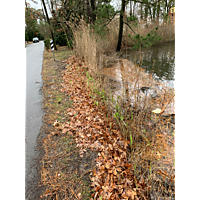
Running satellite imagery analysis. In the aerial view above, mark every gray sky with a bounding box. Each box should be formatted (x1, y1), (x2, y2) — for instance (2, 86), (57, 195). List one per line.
(27, 0), (120, 10)
(26, 0), (42, 9)
(26, 0), (121, 21)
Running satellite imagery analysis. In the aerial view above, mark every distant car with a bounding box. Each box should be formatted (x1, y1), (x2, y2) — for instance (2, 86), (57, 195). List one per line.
(33, 37), (39, 43)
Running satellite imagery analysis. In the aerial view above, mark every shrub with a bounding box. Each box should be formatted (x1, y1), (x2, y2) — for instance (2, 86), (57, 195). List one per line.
(55, 32), (67, 46)
(127, 15), (138, 25)
(26, 30), (34, 41)
(25, 31), (29, 41)
(37, 33), (44, 40)
(44, 38), (50, 50)
(128, 27), (161, 50)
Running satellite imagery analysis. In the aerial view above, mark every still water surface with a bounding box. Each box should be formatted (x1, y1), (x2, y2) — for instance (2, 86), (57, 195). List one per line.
(121, 42), (175, 88)
(100, 43), (175, 198)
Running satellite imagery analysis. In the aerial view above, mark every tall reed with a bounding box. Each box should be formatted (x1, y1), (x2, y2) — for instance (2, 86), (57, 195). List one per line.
(71, 19), (175, 199)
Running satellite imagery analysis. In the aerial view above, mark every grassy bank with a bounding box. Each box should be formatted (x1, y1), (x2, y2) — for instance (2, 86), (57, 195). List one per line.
(69, 21), (175, 199)
(40, 18), (175, 199)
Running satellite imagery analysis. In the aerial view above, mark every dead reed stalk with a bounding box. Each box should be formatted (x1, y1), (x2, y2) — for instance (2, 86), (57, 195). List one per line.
(70, 19), (175, 199)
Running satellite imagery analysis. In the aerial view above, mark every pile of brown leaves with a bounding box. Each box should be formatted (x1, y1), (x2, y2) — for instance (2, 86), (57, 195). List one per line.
(58, 56), (153, 199)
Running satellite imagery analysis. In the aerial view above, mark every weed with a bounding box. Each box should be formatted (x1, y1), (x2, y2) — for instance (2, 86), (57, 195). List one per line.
(130, 132), (133, 150)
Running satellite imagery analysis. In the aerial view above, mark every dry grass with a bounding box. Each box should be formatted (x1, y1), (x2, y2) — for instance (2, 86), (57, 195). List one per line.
(89, 61), (175, 199)
(69, 20), (98, 74)
(40, 48), (96, 200)
(69, 18), (174, 73)
(105, 19), (175, 49)
(70, 20), (175, 199)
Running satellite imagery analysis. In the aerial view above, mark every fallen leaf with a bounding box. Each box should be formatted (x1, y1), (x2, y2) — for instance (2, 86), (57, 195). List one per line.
(152, 108), (162, 114)
(95, 125), (101, 129)
(62, 128), (68, 134)
(43, 190), (53, 197)
(68, 112), (74, 116)
(126, 189), (137, 199)
(113, 168), (117, 176)
(78, 193), (82, 199)
(116, 167), (122, 172)
(53, 120), (59, 127)
(44, 193), (52, 197)
(105, 162), (110, 169)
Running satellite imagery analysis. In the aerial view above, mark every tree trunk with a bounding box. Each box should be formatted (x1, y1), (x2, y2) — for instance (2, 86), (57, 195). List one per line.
(41, 0), (57, 50)
(133, 1), (136, 16)
(140, 2), (143, 20)
(144, 0), (148, 20)
(157, 1), (160, 24)
(153, 3), (156, 21)
(116, 0), (126, 52)
(86, 0), (91, 23)
(130, 1), (132, 16)
(90, 0), (96, 23)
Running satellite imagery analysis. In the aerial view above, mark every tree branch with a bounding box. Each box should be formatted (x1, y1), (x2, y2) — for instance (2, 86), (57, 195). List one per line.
(127, 0), (162, 6)
(124, 21), (136, 34)
(101, 11), (120, 29)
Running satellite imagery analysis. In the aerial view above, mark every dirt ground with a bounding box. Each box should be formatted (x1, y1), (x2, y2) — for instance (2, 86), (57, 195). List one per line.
(35, 46), (98, 199)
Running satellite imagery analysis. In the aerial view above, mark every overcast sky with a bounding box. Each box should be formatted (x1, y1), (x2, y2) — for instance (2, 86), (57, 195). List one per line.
(27, 0), (42, 9)
(26, 0), (120, 11)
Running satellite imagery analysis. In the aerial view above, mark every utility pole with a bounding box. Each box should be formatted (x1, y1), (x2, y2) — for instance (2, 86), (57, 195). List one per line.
(41, 0), (57, 50)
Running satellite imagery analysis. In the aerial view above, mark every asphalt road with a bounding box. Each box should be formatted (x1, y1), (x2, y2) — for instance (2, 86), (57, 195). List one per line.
(25, 41), (44, 199)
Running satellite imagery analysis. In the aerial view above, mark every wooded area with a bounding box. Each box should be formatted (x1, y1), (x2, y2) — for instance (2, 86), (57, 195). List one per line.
(25, 0), (175, 51)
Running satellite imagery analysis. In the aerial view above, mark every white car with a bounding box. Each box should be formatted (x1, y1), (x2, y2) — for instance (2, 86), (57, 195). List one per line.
(33, 37), (39, 43)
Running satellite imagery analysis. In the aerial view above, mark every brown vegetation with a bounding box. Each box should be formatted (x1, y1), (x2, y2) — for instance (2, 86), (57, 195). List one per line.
(69, 21), (175, 199)
(107, 19), (175, 48)
(60, 55), (174, 199)
(40, 19), (175, 199)
(70, 19), (174, 67)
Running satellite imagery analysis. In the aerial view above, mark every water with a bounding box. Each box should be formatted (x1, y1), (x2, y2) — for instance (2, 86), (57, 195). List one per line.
(130, 43), (175, 185)
(100, 42), (175, 116)
(99, 43), (175, 198)
(121, 42), (175, 88)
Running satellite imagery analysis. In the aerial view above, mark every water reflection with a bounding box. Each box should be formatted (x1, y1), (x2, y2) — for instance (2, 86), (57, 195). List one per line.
(99, 44), (175, 191)
(100, 58), (175, 116)
(121, 43), (175, 87)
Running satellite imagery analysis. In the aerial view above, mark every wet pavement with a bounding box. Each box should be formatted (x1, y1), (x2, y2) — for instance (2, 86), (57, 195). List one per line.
(25, 41), (44, 199)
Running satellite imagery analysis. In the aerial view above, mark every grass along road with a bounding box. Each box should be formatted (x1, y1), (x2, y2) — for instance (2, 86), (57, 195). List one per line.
(39, 45), (175, 199)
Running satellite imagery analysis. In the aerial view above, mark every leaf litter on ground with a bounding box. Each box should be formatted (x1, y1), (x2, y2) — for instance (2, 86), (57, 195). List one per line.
(40, 51), (174, 200)
(58, 56), (153, 199)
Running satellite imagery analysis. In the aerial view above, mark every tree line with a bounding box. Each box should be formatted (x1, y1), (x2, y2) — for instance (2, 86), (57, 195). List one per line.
(25, 0), (174, 51)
